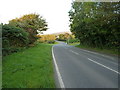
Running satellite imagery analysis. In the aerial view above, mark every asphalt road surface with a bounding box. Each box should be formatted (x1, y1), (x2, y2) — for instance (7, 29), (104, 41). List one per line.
(52, 41), (119, 88)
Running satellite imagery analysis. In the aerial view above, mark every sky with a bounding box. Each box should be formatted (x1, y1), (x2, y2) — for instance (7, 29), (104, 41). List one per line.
(0, 0), (73, 34)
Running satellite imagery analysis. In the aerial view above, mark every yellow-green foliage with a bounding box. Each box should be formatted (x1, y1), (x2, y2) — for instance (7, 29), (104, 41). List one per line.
(58, 33), (75, 41)
(9, 13), (48, 44)
(37, 35), (56, 42)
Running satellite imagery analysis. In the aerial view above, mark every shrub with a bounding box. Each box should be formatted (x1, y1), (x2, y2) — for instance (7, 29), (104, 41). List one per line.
(2, 24), (29, 56)
(67, 39), (79, 43)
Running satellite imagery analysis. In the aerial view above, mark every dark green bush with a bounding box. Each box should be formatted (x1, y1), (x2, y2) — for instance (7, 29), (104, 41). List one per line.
(2, 24), (29, 56)
(67, 39), (79, 43)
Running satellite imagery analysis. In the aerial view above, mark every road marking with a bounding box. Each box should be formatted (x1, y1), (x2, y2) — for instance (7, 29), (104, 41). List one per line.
(69, 49), (118, 72)
(80, 49), (115, 60)
(52, 46), (65, 88)
(70, 50), (79, 55)
(88, 58), (120, 74)
(78, 48), (118, 65)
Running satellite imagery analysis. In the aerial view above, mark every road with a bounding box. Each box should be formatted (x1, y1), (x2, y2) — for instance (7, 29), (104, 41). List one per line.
(52, 41), (119, 88)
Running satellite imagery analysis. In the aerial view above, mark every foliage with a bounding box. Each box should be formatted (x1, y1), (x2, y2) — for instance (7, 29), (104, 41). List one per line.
(76, 44), (119, 55)
(3, 44), (55, 88)
(67, 38), (79, 43)
(2, 24), (29, 56)
(69, 2), (120, 50)
(2, 13), (48, 56)
(9, 14), (48, 44)
(57, 33), (75, 41)
(37, 34), (56, 44)
(57, 34), (66, 41)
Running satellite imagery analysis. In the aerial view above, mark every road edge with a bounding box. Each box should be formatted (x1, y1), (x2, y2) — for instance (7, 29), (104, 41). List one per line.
(52, 45), (65, 88)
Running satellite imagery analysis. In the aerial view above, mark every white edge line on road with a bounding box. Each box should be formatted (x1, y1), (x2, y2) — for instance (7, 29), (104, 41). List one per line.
(69, 49), (119, 74)
(88, 58), (120, 74)
(52, 46), (65, 88)
(81, 49), (115, 60)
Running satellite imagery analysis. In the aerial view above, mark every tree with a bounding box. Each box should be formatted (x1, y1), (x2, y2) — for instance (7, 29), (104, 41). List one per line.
(37, 34), (56, 43)
(57, 33), (73, 41)
(69, 2), (120, 49)
(58, 34), (65, 41)
(9, 13), (48, 44)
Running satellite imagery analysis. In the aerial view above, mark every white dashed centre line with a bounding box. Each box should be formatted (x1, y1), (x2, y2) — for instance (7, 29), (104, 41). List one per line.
(69, 49), (119, 75)
(70, 50), (79, 55)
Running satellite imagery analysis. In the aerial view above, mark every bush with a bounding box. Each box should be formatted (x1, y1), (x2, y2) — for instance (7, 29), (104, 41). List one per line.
(2, 47), (26, 56)
(67, 39), (79, 43)
(2, 24), (29, 56)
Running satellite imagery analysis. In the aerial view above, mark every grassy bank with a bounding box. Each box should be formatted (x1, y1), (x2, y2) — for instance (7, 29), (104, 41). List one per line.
(76, 44), (118, 56)
(68, 42), (80, 46)
(69, 42), (118, 56)
(2, 43), (55, 88)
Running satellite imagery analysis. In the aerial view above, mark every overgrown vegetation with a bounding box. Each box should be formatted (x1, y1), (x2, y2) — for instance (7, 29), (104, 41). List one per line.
(69, 2), (120, 51)
(67, 38), (79, 44)
(2, 13), (48, 56)
(37, 34), (56, 44)
(9, 14), (48, 44)
(76, 44), (118, 56)
(57, 33), (74, 41)
(2, 24), (29, 56)
(2, 43), (55, 88)
(2, 13), (56, 88)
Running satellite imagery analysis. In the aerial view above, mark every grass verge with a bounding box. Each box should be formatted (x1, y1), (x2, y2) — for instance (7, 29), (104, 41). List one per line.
(76, 44), (118, 56)
(68, 42), (80, 46)
(68, 42), (118, 56)
(2, 43), (55, 88)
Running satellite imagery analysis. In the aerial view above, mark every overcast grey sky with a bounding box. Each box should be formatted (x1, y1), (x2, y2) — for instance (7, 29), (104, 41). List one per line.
(0, 0), (73, 34)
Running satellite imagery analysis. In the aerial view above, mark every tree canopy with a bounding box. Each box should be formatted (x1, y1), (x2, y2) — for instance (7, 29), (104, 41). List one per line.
(9, 13), (48, 44)
(69, 2), (120, 49)
(2, 13), (48, 56)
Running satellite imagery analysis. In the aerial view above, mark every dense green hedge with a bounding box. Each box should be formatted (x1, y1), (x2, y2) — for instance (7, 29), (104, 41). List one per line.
(69, 2), (120, 50)
(67, 39), (79, 43)
(2, 24), (29, 56)
(2, 14), (48, 56)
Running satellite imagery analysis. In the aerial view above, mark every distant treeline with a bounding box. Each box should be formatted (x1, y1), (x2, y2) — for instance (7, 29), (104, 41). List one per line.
(2, 13), (48, 56)
(69, 2), (120, 50)
(37, 33), (77, 43)
(37, 34), (56, 44)
(57, 33), (74, 41)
